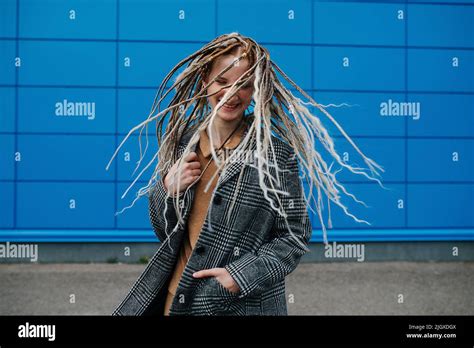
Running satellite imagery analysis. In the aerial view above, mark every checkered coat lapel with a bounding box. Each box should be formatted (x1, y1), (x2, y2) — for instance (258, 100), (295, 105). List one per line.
(112, 122), (312, 316)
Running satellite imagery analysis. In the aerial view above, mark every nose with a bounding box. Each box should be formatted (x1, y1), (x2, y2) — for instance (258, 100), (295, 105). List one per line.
(218, 86), (242, 101)
(218, 91), (239, 104)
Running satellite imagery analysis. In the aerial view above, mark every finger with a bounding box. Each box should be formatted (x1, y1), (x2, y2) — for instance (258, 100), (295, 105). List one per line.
(186, 151), (198, 161)
(183, 161), (200, 172)
(185, 172), (201, 182)
(187, 161), (201, 170)
(185, 167), (201, 175)
(193, 268), (219, 278)
(183, 176), (199, 186)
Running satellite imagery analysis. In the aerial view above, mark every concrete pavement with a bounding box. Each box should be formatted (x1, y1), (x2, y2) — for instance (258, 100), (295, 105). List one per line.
(0, 261), (472, 315)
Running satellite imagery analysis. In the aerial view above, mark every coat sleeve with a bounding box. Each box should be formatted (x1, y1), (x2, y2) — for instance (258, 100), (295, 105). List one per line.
(224, 147), (312, 299)
(148, 175), (184, 242)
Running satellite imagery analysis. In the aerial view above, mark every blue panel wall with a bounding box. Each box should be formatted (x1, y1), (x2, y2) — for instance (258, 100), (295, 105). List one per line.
(0, 0), (473, 242)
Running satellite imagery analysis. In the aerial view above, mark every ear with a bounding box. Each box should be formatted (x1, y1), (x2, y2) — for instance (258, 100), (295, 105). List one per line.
(200, 63), (213, 89)
(201, 73), (208, 89)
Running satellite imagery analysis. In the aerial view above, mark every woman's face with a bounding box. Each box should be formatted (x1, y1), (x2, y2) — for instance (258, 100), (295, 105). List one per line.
(203, 53), (254, 122)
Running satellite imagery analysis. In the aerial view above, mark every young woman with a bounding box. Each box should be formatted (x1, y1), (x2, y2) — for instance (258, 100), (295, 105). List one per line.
(107, 32), (384, 316)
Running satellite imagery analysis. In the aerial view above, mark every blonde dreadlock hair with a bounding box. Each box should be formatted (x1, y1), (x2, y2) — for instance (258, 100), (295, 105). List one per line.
(106, 32), (386, 250)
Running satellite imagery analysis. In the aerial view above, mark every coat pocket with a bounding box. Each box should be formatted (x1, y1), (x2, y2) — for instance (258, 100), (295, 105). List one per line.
(209, 277), (247, 315)
(195, 277), (241, 315)
(210, 277), (240, 302)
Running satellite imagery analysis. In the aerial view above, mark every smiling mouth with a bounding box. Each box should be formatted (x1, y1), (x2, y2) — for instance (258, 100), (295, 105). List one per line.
(220, 101), (241, 110)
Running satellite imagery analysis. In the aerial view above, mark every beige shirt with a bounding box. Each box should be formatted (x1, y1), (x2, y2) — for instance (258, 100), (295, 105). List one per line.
(163, 121), (248, 315)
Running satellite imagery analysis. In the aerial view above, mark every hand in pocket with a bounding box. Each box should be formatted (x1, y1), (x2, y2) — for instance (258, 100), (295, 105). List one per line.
(193, 267), (240, 294)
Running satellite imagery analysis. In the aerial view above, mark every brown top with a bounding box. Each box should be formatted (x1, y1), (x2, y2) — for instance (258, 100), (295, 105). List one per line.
(163, 120), (248, 315)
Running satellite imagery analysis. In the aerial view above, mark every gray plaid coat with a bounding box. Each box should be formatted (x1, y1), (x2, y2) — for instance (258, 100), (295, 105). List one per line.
(112, 123), (312, 316)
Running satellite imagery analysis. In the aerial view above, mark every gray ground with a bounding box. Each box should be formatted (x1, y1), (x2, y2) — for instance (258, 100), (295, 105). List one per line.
(0, 262), (472, 315)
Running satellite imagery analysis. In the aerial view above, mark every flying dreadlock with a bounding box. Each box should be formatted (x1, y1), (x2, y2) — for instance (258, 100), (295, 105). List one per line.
(105, 32), (387, 250)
